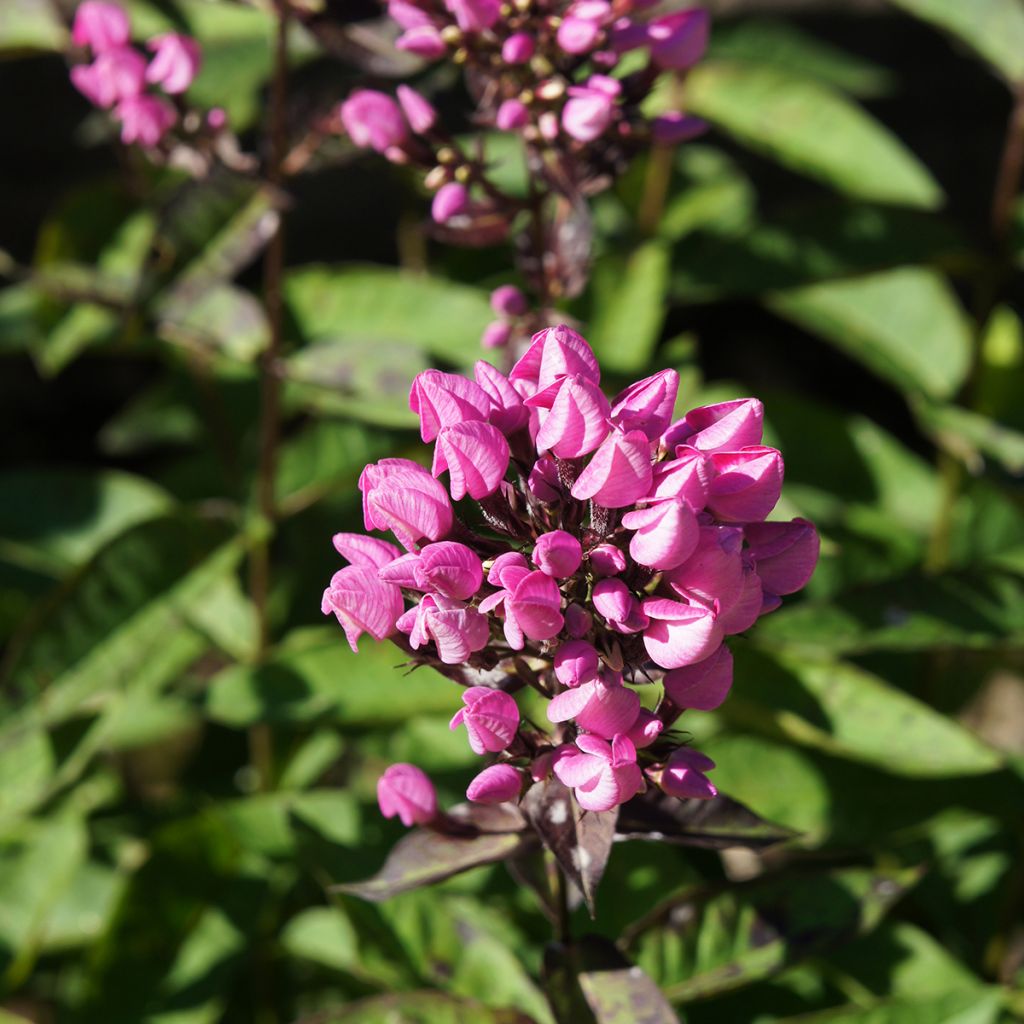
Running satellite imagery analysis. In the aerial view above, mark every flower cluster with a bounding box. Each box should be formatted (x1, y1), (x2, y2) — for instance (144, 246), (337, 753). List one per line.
(69, 1), (204, 147)
(337, 1), (710, 315)
(323, 325), (818, 819)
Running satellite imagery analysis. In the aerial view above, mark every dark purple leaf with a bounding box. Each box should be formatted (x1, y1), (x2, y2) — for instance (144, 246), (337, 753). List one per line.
(334, 802), (532, 902)
(616, 789), (797, 850)
(522, 779), (617, 917)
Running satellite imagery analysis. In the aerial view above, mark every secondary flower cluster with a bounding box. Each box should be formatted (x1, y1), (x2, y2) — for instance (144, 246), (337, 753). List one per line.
(324, 326), (818, 821)
(68, 1), (204, 147)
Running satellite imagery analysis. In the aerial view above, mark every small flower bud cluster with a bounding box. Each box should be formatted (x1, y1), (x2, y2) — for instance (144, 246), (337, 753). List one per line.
(68, 1), (205, 148)
(337, 1), (711, 322)
(323, 326), (819, 822)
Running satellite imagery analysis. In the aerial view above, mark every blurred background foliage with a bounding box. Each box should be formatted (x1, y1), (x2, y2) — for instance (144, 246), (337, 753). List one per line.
(1, 0), (1024, 1021)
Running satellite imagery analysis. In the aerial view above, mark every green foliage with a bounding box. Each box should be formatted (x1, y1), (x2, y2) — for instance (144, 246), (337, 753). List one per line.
(2, 2), (1023, 1023)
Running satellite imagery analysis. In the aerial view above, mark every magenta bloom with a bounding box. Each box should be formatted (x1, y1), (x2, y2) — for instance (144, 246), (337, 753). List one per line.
(745, 518), (820, 601)
(431, 181), (469, 224)
(707, 446), (784, 523)
(553, 735), (643, 812)
(647, 8), (710, 70)
(146, 33), (201, 94)
(378, 763), (437, 826)
(322, 566), (403, 652)
(548, 673), (640, 738)
(658, 747), (717, 800)
(663, 644), (733, 710)
(588, 543), (626, 577)
(533, 530), (583, 578)
(115, 94), (176, 146)
(397, 84), (437, 134)
(450, 686), (520, 754)
(610, 368), (679, 441)
(340, 89), (408, 153)
(592, 578), (649, 634)
(532, 374), (611, 458)
(410, 369), (489, 443)
(557, 15), (603, 55)
(554, 639), (600, 687)
(474, 361), (529, 433)
(398, 594), (490, 663)
(444, 0), (500, 31)
(432, 420), (510, 500)
(359, 458), (453, 551)
(621, 497), (699, 570)
(571, 428), (653, 508)
(396, 25), (447, 59)
(387, 0), (433, 29)
(665, 398), (765, 453)
(496, 98), (530, 132)
(72, 1), (130, 52)
(490, 285), (528, 317)
(332, 532), (401, 569)
(641, 597), (722, 669)
(467, 764), (522, 804)
(71, 46), (146, 108)
(648, 447), (712, 508)
(501, 32), (535, 64)
(562, 75), (620, 143)
(510, 324), (601, 398)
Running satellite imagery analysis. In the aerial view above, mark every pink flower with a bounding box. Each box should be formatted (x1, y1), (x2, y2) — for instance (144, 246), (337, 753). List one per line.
(378, 763), (437, 826)
(146, 33), (201, 94)
(359, 458), (453, 551)
(496, 98), (530, 132)
(627, 709), (664, 748)
(548, 673), (640, 738)
(115, 94), (176, 146)
(396, 25), (447, 59)
(432, 420), (511, 500)
(745, 518), (820, 599)
(332, 533), (401, 569)
(340, 89), (408, 153)
(450, 686), (520, 753)
(707, 446), (784, 523)
(657, 747), (717, 800)
(648, 446), (712, 509)
(467, 764), (523, 803)
(588, 543), (626, 577)
(647, 8), (710, 70)
(431, 181), (469, 223)
(554, 639), (600, 686)
(531, 374), (611, 458)
(528, 456), (562, 503)
(502, 32), (535, 64)
(481, 320), (512, 349)
(380, 541), (483, 600)
(322, 566), (404, 652)
(410, 368), (490, 443)
(71, 46), (146, 108)
(562, 75), (620, 143)
(557, 16), (603, 55)
(664, 398), (764, 453)
(510, 324), (601, 399)
(664, 526), (745, 611)
(533, 530), (583, 578)
(652, 112), (707, 145)
(571, 428), (653, 508)
(610, 368), (679, 440)
(592, 578), (649, 634)
(621, 497), (700, 570)
(663, 644), (733, 710)
(387, 0), (433, 30)
(487, 550), (529, 588)
(444, 0), (500, 32)
(490, 285), (528, 317)
(641, 597), (722, 669)
(398, 594), (490, 663)
(474, 361), (529, 433)
(397, 84), (438, 134)
(482, 568), (564, 648)
(552, 734), (643, 812)
(72, 1), (130, 52)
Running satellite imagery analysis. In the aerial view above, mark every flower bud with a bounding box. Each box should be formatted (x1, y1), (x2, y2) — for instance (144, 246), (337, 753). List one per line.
(115, 94), (176, 146)
(610, 368), (679, 440)
(467, 764), (523, 803)
(564, 603), (593, 638)
(502, 31), (535, 63)
(340, 89), (408, 153)
(554, 639), (599, 686)
(744, 518), (820, 597)
(533, 530), (583, 578)
(588, 543), (626, 577)
(658, 747), (717, 800)
(396, 25), (447, 59)
(490, 284), (528, 317)
(593, 578), (649, 634)
(431, 181), (469, 223)
(707, 446), (784, 523)
(641, 597), (721, 669)
(562, 75), (620, 143)
(621, 497), (700, 570)
(481, 320), (513, 350)
(445, 0), (501, 32)
(378, 763), (437, 826)
(450, 686), (520, 753)
(496, 97), (530, 131)
(416, 541), (484, 600)
(397, 84), (438, 133)
(647, 8), (709, 70)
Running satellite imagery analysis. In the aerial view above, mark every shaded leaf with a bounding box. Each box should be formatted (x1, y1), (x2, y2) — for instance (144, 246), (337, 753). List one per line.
(630, 865), (922, 1003)
(916, 402), (1024, 475)
(685, 61), (942, 208)
(888, 0), (1024, 84)
(724, 649), (1003, 777)
(615, 789), (797, 850)
(284, 264), (494, 368)
(0, 0), (67, 53)
(300, 991), (540, 1023)
(336, 802), (532, 902)
(770, 988), (1004, 1023)
(767, 268), (972, 401)
(281, 906), (359, 973)
(158, 284), (270, 363)
(522, 778), (618, 917)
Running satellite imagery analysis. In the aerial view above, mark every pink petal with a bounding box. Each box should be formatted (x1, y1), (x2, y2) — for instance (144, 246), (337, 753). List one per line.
(367, 487), (453, 551)
(641, 598), (722, 669)
(377, 763), (437, 826)
(553, 747), (605, 789)
(570, 429), (654, 508)
(648, 446), (713, 508)
(610, 733), (638, 766)
(433, 421), (511, 500)
(321, 566), (403, 651)
(474, 360), (529, 434)
(626, 710), (664, 749)
(548, 683), (596, 723)
(467, 764), (522, 803)
(378, 552), (422, 588)
(610, 368), (679, 440)
(409, 369), (490, 443)
(670, 398), (764, 453)
(665, 525), (745, 609)
(416, 541), (483, 600)
(745, 518), (820, 596)
(718, 566), (763, 635)
(575, 679), (641, 738)
(509, 323), (600, 395)
(707, 446), (784, 523)
(332, 533), (401, 569)
(510, 570), (564, 640)
(533, 530), (583, 578)
(553, 639), (599, 687)
(533, 375), (611, 458)
(622, 498), (699, 570)
(588, 543), (627, 577)
(575, 733), (613, 759)
(663, 644), (733, 710)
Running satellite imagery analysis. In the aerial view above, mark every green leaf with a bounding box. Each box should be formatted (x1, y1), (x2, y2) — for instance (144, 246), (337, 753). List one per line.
(336, 803), (533, 902)
(300, 992), (540, 1023)
(724, 648), (1004, 777)
(0, 0), (67, 53)
(769, 988), (1004, 1024)
(204, 629), (459, 728)
(916, 402), (1024, 475)
(630, 864), (921, 1003)
(751, 568), (1024, 654)
(281, 906), (360, 973)
(158, 284), (269, 363)
(3, 513), (247, 730)
(284, 265), (494, 369)
(685, 61), (943, 208)
(0, 469), (172, 577)
(888, 0), (1024, 84)
(0, 728), (55, 827)
(587, 241), (671, 373)
(767, 268), (973, 400)
(709, 20), (897, 97)
(656, 146), (756, 242)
